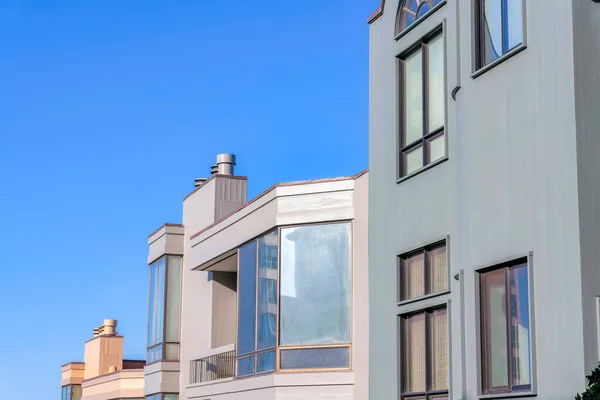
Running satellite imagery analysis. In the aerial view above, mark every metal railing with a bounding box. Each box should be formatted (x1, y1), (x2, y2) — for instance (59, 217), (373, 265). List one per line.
(189, 349), (235, 384)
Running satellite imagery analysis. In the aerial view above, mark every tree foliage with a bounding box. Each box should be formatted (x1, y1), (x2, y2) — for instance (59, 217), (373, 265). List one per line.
(576, 364), (600, 400)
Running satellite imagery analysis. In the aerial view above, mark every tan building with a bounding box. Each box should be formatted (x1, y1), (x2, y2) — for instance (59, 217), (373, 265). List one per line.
(145, 154), (369, 400)
(61, 319), (146, 400)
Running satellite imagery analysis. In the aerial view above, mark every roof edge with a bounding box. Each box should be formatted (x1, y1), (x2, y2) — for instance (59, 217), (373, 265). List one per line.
(367, 0), (385, 24)
(190, 169), (368, 241)
(147, 223), (184, 239)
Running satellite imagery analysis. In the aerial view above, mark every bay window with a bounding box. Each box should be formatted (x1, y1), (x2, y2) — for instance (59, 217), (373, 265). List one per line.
(235, 222), (352, 376)
(147, 255), (182, 362)
(61, 385), (81, 400)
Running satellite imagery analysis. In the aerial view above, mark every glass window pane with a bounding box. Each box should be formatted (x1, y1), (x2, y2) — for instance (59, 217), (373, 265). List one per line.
(280, 347), (350, 370)
(165, 343), (179, 361)
(402, 313), (426, 393)
(428, 34), (445, 132)
(163, 394), (178, 400)
(280, 223), (351, 346)
(155, 344), (163, 361)
(258, 230), (278, 350)
(166, 256), (182, 343)
(401, 252), (425, 300)
(430, 308), (449, 391)
(483, 0), (503, 64)
(509, 265), (531, 387)
(427, 244), (447, 294)
(428, 134), (446, 164)
(237, 355), (255, 377)
(147, 263), (157, 346)
(156, 257), (166, 343)
(237, 241), (257, 355)
(481, 268), (509, 390)
(405, 146), (424, 175)
(257, 351), (276, 373)
(67, 386), (71, 400)
(72, 385), (82, 400)
(404, 49), (423, 145)
(506, 0), (523, 51)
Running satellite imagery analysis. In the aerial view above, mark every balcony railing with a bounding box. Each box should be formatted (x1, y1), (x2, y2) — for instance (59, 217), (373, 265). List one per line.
(189, 348), (235, 384)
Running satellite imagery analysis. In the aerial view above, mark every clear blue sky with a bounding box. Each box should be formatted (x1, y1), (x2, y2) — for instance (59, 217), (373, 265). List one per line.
(0, 1), (374, 398)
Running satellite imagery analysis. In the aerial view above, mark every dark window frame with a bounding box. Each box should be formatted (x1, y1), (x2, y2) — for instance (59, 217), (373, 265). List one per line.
(397, 27), (446, 180)
(399, 305), (449, 400)
(474, 0), (525, 70)
(146, 255), (182, 364)
(478, 257), (532, 395)
(398, 239), (448, 303)
(395, 0), (446, 38)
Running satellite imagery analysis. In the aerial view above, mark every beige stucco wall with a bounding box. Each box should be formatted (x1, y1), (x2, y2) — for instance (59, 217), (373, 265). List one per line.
(351, 172), (369, 400)
(185, 371), (354, 400)
(83, 336), (124, 380)
(82, 369), (144, 400)
(144, 361), (180, 396)
(148, 224), (185, 264)
(61, 362), (86, 386)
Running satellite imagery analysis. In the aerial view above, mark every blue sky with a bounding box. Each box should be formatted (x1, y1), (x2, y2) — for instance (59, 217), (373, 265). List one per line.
(0, 0), (374, 398)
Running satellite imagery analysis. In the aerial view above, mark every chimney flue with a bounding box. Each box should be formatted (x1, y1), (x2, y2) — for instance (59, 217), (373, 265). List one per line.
(215, 153), (236, 176)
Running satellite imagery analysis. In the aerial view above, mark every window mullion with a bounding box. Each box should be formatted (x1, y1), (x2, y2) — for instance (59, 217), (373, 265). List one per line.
(505, 267), (513, 391)
(422, 42), (429, 166)
(425, 311), (432, 393)
(501, 0), (509, 54)
(423, 250), (430, 297)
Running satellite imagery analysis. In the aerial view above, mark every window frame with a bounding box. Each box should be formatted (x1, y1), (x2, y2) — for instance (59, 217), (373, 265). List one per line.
(234, 221), (353, 377)
(146, 255), (182, 364)
(397, 26), (448, 182)
(398, 238), (450, 305)
(475, 254), (536, 397)
(394, 0), (447, 40)
(398, 305), (450, 400)
(472, 0), (527, 77)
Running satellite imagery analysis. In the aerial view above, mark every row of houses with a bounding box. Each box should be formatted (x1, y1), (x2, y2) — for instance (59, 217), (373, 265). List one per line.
(60, 1), (600, 399)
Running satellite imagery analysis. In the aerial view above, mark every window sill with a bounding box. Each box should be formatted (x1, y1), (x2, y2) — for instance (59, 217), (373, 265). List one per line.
(396, 157), (448, 184)
(472, 44), (527, 79)
(478, 392), (537, 399)
(394, 1), (447, 41)
(398, 290), (450, 307)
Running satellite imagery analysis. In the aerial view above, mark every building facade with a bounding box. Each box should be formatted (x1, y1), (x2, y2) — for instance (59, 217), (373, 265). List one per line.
(60, 320), (146, 400)
(145, 154), (369, 400)
(368, 1), (600, 400)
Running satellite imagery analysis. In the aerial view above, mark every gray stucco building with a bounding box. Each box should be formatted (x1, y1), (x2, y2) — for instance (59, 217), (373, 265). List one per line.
(368, 1), (600, 399)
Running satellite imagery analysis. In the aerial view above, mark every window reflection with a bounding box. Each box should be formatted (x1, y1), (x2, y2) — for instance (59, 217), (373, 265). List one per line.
(480, 0), (523, 67)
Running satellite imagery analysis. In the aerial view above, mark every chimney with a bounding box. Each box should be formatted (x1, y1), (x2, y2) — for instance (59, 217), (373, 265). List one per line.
(102, 319), (117, 336)
(196, 154), (237, 187)
(215, 153), (236, 175)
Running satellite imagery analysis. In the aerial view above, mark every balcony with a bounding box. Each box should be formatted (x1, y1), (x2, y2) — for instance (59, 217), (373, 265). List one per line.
(189, 345), (235, 384)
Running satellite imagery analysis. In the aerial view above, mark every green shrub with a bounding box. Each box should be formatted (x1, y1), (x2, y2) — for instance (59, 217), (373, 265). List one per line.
(576, 364), (600, 400)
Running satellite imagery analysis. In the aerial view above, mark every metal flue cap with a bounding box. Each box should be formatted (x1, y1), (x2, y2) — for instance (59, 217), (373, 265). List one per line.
(215, 153), (236, 176)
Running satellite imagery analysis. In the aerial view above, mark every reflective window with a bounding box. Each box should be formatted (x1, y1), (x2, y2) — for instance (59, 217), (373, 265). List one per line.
(236, 230), (279, 376)
(147, 255), (182, 362)
(61, 385), (81, 400)
(399, 31), (446, 179)
(480, 259), (531, 394)
(280, 223), (351, 346)
(237, 240), (257, 356)
(476, 0), (524, 68)
(280, 347), (350, 370)
(396, 0), (444, 34)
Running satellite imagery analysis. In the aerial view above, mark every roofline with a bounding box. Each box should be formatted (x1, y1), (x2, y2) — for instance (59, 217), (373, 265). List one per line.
(61, 361), (85, 368)
(147, 223), (184, 239)
(190, 169), (368, 241)
(367, 0), (385, 24)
